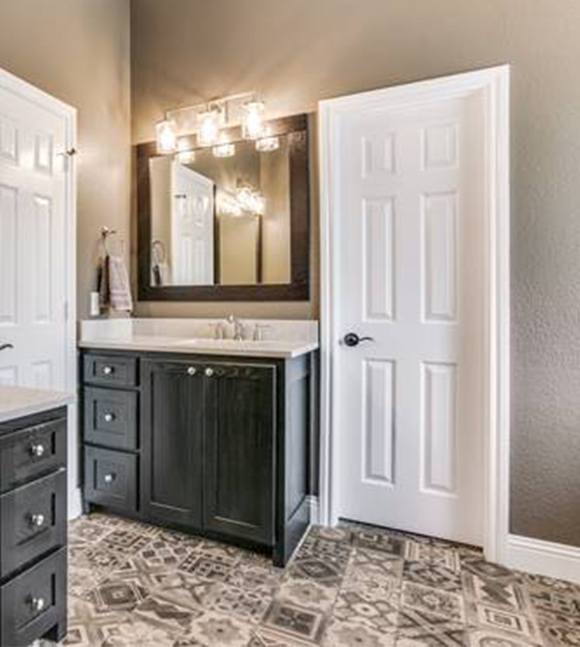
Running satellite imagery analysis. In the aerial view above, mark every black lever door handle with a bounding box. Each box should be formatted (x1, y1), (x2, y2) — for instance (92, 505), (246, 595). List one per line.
(0, 343), (14, 352)
(343, 333), (374, 347)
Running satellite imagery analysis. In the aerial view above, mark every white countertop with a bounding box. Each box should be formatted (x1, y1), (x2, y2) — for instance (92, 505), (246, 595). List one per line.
(79, 335), (318, 359)
(0, 385), (75, 424)
(78, 318), (319, 359)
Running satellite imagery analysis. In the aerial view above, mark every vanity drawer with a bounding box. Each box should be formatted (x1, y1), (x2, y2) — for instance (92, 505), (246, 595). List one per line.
(0, 470), (67, 579)
(84, 387), (138, 450)
(0, 416), (66, 493)
(83, 354), (138, 388)
(0, 547), (66, 647)
(84, 446), (137, 513)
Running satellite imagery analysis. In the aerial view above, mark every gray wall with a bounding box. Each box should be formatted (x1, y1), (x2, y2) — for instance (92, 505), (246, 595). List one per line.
(131, 0), (580, 547)
(0, 0), (132, 319)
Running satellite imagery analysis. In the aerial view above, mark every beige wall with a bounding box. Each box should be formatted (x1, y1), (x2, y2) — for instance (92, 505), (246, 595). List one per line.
(132, 0), (580, 546)
(0, 0), (131, 319)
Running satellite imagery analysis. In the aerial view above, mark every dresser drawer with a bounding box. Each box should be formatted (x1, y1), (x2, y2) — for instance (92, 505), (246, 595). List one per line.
(84, 446), (137, 513)
(0, 547), (66, 647)
(84, 387), (138, 450)
(83, 354), (138, 388)
(0, 417), (66, 493)
(0, 470), (67, 579)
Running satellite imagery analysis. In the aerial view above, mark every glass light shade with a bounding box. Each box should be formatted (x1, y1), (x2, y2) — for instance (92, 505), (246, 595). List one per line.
(176, 150), (196, 164)
(212, 142), (236, 158)
(156, 119), (177, 154)
(236, 187), (266, 215)
(242, 101), (265, 140)
(197, 109), (220, 147)
(256, 135), (280, 152)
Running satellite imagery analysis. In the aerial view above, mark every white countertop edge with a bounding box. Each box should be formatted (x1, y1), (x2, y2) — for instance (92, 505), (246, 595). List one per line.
(0, 386), (76, 424)
(78, 339), (319, 359)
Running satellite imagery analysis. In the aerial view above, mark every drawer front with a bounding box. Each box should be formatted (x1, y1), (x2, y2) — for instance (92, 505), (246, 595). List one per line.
(84, 447), (137, 513)
(0, 470), (67, 579)
(0, 547), (66, 647)
(0, 417), (66, 493)
(84, 387), (138, 450)
(83, 354), (138, 388)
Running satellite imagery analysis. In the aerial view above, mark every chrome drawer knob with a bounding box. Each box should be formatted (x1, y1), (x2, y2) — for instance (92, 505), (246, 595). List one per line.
(30, 443), (45, 458)
(103, 412), (115, 423)
(205, 368), (214, 377)
(187, 366), (197, 376)
(104, 473), (115, 484)
(30, 513), (45, 527)
(102, 366), (113, 375)
(30, 597), (46, 612)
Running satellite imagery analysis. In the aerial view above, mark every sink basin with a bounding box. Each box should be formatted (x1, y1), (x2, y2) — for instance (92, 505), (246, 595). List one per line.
(170, 338), (283, 349)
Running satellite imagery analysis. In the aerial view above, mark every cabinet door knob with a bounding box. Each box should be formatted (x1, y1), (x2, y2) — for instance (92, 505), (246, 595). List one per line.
(30, 443), (45, 458)
(187, 366), (197, 376)
(30, 513), (45, 527)
(104, 473), (116, 484)
(205, 367), (214, 377)
(30, 597), (46, 612)
(102, 365), (113, 375)
(103, 412), (115, 423)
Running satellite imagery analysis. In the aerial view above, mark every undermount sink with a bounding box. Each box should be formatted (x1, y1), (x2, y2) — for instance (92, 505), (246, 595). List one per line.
(170, 338), (283, 349)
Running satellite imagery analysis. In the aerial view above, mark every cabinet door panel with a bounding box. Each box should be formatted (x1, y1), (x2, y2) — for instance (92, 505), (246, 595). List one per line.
(204, 364), (275, 545)
(141, 360), (203, 528)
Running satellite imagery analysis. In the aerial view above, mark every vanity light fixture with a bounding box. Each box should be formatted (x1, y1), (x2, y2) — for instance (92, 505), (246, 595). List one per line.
(156, 119), (178, 154)
(197, 108), (221, 147)
(256, 135), (280, 152)
(242, 100), (265, 140)
(176, 150), (196, 164)
(212, 139), (236, 158)
(236, 186), (266, 215)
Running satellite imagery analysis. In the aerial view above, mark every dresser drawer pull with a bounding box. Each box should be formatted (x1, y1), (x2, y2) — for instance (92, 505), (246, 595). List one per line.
(205, 367), (214, 377)
(187, 366), (197, 376)
(30, 513), (45, 527)
(29, 443), (46, 458)
(102, 366), (114, 375)
(29, 596), (46, 612)
(103, 412), (116, 423)
(104, 473), (116, 484)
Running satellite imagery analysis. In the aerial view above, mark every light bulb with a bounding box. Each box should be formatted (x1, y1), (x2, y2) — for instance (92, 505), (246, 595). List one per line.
(242, 101), (265, 140)
(197, 109), (220, 147)
(156, 119), (177, 154)
(177, 150), (196, 164)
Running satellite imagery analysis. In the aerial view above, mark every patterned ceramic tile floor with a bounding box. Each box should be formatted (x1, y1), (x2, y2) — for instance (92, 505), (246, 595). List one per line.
(48, 512), (579, 646)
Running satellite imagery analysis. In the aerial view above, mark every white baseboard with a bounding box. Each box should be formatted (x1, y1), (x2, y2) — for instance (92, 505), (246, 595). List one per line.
(307, 495), (320, 525)
(505, 533), (580, 584)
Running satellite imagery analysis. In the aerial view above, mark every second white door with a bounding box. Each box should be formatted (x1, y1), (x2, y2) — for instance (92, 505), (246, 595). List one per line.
(329, 75), (490, 546)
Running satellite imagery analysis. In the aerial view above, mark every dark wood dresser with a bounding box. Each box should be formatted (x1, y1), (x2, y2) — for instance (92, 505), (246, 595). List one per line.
(0, 406), (68, 646)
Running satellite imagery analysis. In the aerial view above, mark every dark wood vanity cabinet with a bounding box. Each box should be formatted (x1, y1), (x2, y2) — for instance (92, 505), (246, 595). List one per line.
(82, 349), (315, 566)
(0, 408), (68, 647)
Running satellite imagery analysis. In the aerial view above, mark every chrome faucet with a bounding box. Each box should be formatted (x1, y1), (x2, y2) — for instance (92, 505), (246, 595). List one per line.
(227, 315), (245, 341)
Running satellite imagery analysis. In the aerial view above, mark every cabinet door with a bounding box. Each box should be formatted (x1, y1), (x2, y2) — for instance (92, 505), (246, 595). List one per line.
(141, 359), (203, 528)
(204, 363), (276, 545)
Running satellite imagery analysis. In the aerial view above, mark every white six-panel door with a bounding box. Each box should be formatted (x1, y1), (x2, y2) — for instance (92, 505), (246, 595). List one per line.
(328, 81), (491, 546)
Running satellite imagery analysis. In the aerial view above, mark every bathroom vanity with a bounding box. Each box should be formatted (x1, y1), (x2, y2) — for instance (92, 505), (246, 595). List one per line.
(0, 386), (73, 647)
(79, 319), (318, 566)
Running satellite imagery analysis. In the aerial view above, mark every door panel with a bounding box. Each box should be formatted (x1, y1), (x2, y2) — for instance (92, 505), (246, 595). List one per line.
(0, 81), (68, 389)
(335, 89), (486, 546)
(141, 359), (203, 528)
(204, 363), (275, 545)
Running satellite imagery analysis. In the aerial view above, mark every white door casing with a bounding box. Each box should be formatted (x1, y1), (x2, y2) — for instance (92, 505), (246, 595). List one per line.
(171, 162), (215, 285)
(319, 67), (510, 561)
(0, 67), (78, 517)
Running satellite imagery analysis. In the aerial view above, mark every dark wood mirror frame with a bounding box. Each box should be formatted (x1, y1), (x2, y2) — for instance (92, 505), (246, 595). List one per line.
(137, 113), (310, 301)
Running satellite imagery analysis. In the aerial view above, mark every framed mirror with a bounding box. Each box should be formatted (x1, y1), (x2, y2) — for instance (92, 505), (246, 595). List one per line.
(137, 114), (310, 301)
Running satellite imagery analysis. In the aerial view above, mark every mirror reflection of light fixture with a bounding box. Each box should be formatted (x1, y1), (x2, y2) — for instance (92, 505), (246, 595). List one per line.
(242, 100), (265, 140)
(156, 119), (177, 154)
(176, 150), (196, 164)
(256, 135), (280, 152)
(197, 108), (221, 147)
(236, 186), (266, 215)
